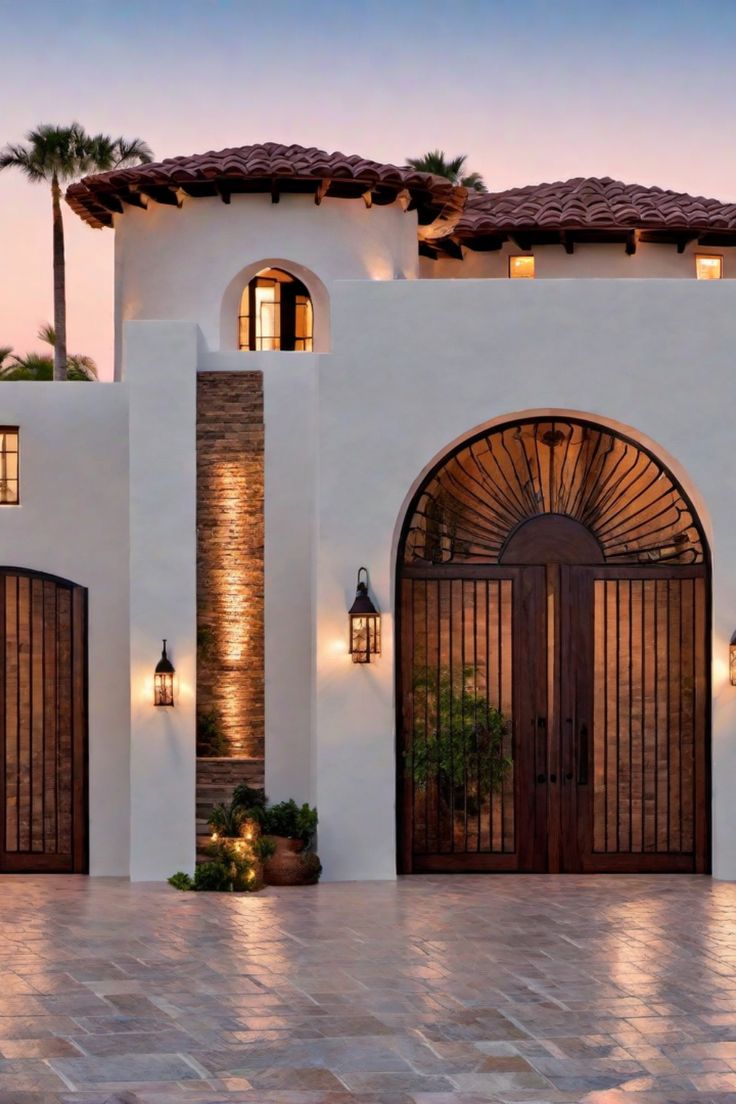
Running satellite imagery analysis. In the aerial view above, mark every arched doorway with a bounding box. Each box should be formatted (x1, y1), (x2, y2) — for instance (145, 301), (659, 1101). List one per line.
(396, 417), (710, 874)
(0, 568), (88, 873)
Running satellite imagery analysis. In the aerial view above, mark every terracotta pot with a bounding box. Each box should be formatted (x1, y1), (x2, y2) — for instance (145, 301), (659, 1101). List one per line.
(263, 835), (307, 886)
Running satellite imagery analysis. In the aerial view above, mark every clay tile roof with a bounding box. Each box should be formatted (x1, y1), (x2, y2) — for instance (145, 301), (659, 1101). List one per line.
(66, 141), (464, 229)
(453, 176), (736, 241)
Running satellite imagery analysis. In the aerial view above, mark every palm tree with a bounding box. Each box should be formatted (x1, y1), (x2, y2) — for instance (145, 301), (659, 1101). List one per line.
(0, 123), (153, 380)
(0, 324), (97, 381)
(406, 150), (487, 193)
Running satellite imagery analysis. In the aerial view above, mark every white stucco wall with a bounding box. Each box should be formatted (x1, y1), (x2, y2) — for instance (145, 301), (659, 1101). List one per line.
(0, 384), (130, 875)
(114, 194), (419, 374)
(127, 322), (198, 881)
(315, 278), (736, 880)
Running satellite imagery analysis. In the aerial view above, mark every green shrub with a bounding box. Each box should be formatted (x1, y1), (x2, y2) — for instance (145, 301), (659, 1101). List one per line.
(232, 783), (267, 823)
(408, 665), (511, 800)
(254, 836), (277, 862)
(193, 860), (232, 892)
(263, 799), (318, 844)
(299, 852), (322, 884)
(168, 871), (193, 891)
(207, 800), (248, 838)
(197, 709), (228, 758)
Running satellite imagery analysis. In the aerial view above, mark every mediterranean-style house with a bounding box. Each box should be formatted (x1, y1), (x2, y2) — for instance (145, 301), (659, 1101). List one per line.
(2, 142), (735, 882)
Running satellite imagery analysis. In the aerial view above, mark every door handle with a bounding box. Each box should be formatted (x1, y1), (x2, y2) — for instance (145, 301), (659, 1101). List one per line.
(577, 723), (589, 786)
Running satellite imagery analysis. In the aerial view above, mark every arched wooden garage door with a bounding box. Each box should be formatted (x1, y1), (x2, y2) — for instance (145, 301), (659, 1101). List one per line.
(397, 418), (710, 874)
(0, 569), (87, 873)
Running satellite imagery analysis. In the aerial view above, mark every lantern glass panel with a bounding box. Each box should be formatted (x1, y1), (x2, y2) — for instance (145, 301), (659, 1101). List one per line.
(154, 670), (174, 706)
(351, 612), (381, 663)
(730, 641), (736, 687)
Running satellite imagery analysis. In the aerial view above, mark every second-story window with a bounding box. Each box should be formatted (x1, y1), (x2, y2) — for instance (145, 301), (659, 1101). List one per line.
(695, 254), (723, 280)
(238, 267), (314, 351)
(0, 428), (19, 505)
(509, 255), (535, 279)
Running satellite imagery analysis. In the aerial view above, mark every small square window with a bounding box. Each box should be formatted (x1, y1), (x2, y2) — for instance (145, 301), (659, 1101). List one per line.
(696, 254), (723, 280)
(509, 255), (535, 279)
(0, 429), (19, 505)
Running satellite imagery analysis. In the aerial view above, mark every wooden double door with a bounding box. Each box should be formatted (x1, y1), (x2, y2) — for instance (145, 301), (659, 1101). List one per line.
(398, 562), (710, 874)
(0, 569), (88, 873)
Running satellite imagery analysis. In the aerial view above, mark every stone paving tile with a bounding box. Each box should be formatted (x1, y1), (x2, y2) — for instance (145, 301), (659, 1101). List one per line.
(0, 875), (734, 1100)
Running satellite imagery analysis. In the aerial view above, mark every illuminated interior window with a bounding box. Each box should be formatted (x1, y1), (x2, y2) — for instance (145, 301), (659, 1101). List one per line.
(509, 255), (535, 279)
(695, 254), (723, 280)
(238, 268), (314, 350)
(0, 428), (19, 505)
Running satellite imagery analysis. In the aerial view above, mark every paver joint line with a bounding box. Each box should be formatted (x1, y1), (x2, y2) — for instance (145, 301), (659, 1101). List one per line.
(0, 874), (730, 1101)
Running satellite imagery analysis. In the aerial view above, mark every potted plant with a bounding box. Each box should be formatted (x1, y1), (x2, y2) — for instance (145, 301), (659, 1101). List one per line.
(261, 799), (321, 886)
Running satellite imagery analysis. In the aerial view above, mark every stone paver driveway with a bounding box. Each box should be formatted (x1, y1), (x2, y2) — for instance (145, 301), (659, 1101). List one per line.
(0, 875), (734, 1103)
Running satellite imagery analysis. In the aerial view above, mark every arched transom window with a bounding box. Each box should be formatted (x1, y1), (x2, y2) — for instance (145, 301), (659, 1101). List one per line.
(238, 267), (314, 351)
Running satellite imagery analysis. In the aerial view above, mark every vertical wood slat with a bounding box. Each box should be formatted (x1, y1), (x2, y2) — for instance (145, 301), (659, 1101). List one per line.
(72, 586), (86, 873)
(693, 576), (708, 872)
(17, 576), (30, 853)
(500, 580), (514, 852)
(43, 581), (57, 854)
(5, 577), (17, 852)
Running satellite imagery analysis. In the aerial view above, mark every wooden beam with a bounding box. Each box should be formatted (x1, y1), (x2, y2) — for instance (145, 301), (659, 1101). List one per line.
(625, 229), (637, 255)
(270, 178), (280, 204)
(560, 231), (574, 255)
(362, 189), (373, 210)
(216, 183), (232, 205)
(396, 188), (411, 212)
(314, 178), (331, 206)
(511, 233), (532, 251)
(94, 193), (124, 215)
(139, 185), (181, 208)
(437, 239), (464, 261)
(122, 188), (148, 211)
(418, 242), (438, 260)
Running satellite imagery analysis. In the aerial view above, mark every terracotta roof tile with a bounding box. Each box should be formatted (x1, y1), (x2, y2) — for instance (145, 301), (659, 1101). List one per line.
(66, 141), (464, 228)
(454, 176), (736, 240)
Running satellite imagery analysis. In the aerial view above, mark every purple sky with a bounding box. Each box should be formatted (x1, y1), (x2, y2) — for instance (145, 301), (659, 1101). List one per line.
(2, 0), (736, 380)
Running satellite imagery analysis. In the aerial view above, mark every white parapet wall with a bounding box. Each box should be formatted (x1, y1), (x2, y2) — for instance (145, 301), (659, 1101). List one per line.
(127, 321), (198, 881)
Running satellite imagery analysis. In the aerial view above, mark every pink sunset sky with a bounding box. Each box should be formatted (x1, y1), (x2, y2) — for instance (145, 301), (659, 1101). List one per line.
(2, 0), (736, 381)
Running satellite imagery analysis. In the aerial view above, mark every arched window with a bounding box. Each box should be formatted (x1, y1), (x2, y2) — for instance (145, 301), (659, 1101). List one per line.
(238, 267), (313, 351)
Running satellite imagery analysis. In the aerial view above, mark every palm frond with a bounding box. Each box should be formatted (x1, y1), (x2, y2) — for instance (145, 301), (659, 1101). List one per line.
(406, 150), (486, 191)
(37, 323), (55, 347)
(460, 171), (487, 193)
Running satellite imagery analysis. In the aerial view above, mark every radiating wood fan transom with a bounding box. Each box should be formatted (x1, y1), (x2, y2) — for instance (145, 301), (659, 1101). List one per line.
(403, 419), (704, 565)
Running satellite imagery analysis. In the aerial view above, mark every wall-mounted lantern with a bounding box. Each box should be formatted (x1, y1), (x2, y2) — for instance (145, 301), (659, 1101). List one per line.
(349, 567), (381, 663)
(154, 639), (175, 706)
(730, 631), (736, 686)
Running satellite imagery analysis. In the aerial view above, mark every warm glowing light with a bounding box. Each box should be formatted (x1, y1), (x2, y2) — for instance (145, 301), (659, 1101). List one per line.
(349, 567), (381, 663)
(509, 255), (535, 279)
(696, 254), (723, 280)
(238, 268), (314, 350)
(730, 631), (736, 686)
(153, 640), (175, 706)
(211, 832), (219, 841)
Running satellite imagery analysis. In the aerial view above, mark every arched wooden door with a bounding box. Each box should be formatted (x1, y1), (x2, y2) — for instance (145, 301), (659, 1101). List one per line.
(0, 569), (87, 873)
(397, 418), (710, 874)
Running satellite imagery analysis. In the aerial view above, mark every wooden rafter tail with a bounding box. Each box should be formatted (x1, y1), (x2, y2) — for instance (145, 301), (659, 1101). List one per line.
(314, 178), (331, 206)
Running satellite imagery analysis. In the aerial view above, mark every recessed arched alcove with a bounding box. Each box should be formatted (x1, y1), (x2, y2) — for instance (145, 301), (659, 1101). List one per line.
(396, 414), (711, 877)
(220, 258), (330, 352)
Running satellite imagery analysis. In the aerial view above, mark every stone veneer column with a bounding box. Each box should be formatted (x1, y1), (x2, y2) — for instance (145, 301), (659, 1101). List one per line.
(196, 372), (264, 759)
